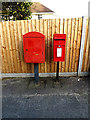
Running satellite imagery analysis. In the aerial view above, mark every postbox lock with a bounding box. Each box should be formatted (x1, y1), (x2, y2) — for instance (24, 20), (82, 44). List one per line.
(59, 45), (61, 47)
(26, 49), (28, 51)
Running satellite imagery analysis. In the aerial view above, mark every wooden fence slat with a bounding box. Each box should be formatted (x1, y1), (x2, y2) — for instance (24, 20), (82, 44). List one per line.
(1, 49), (5, 73)
(10, 21), (19, 73)
(9, 21), (16, 73)
(28, 20), (32, 32)
(7, 21), (15, 73)
(69, 18), (76, 72)
(49, 19), (53, 73)
(3, 22), (11, 73)
(51, 19), (56, 72)
(61, 19), (65, 72)
(74, 18), (80, 72)
(49, 19), (52, 73)
(47, 19), (50, 73)
(62, 19), (68, 72)
(42, 19), (46, 73)
(1, 22), (6, 73)
(43, 19), (48, 73)
(65, 18), (72, 72)
(75, 18), (83, 72)
(72, 18), (79, 72)
(13, 21), (22, 73)
(5, 21), (12, 73)
(32, 19), (36, 32)
(17, 20), (25, 73)
(65, 18), (69, 72)
(16, 21), (23, 73)
(56, 19), (60, 34)
(3, 22), (10, 73)
(2, 22), (8, 73)
(9, 21), (15, 73)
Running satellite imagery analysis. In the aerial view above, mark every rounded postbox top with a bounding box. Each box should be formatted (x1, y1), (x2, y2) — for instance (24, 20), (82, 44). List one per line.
(23, 31), (45, 38)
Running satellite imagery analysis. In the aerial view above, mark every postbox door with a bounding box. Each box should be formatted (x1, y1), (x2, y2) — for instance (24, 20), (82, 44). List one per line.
(24, 37), (44, 63)
(54, 45), (65, 61)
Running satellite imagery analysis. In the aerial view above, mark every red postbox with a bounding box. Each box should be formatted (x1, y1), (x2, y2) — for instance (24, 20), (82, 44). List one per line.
(23, 32), (45, 63)
(53, 34), (66, 62)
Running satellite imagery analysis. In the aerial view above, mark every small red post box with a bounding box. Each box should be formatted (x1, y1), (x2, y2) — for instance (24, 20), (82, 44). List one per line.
(53, 34), (66, 62)
(23, 32), (45, 63)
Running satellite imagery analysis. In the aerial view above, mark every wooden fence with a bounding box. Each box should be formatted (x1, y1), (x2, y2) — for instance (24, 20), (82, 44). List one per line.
(0, 17), (90, 74)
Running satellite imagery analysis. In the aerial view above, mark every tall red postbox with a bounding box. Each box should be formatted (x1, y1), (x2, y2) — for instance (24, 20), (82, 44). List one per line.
(23, 32), (45, 63)
(53, 34), (66, 62)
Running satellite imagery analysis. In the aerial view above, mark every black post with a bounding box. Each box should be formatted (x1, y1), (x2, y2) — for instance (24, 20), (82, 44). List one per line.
(56, 61), (59, 81)
(34, 63), (39, 84)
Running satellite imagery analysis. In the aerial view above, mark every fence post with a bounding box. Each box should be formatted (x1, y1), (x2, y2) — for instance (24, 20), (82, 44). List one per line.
(78, 17), (87, 76)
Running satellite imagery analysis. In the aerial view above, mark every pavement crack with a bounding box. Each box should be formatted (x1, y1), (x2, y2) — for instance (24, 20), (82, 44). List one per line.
(3, 92), (88, 98)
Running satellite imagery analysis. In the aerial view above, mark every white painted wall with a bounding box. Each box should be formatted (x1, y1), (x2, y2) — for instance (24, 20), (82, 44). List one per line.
(32, 14), (59, 19)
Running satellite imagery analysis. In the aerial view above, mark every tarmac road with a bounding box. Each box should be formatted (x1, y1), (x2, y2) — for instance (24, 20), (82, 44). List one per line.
(2, 76), (89, 118)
